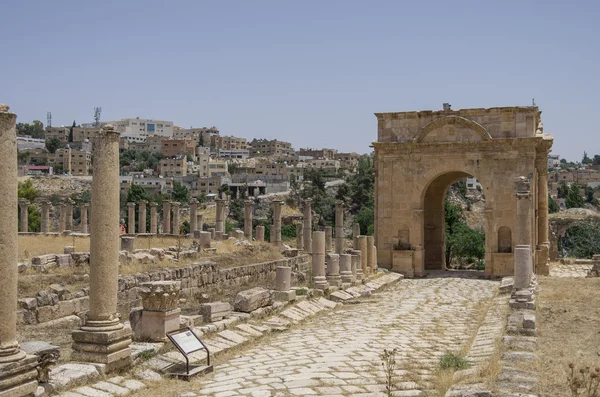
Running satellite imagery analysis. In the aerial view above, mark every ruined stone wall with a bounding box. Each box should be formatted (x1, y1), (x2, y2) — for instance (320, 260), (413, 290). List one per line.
(17, 254), (309, 325)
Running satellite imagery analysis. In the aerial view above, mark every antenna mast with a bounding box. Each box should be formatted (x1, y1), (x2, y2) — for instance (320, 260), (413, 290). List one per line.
(47, 112), (52, 127)
(93, 107), (102, 127)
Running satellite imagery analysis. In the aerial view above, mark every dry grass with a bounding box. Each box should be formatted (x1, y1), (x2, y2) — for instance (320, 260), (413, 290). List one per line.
(537, 276), (600, 396)
(18, 240), (284, 297)
(18, 234), (90, 260)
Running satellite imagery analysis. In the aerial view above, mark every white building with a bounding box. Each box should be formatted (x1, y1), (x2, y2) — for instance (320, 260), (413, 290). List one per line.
(466, 177), (482, 190)
(548, 154), (560, 169)
(218, 148), (250, 159)
(103, 118), (174, 143)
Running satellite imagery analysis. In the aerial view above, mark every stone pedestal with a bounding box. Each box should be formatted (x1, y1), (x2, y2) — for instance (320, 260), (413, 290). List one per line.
(303, 199), (312, 254)
(40, 201), (50, 233)
(325, 226), (333, 252)
(312, 231), (328, 290)
(274, 266), (295, 301)
(138, 200), (147, 234)
(255, 226), (265, 242)
(244, 200), (253, 240)
(132, 281), (181, 342)
(80, 204), (89, 234)
(149, 202), (158, 235)
(18, 200), (28, 233)
(208, 227), (216, 239)
(71, 125), (132, 372)
(121, 237), (135, 253)
(189, 198), (198, 233)
(215, 199), (225, 234)
(340, 254), (353, 284)
(326, 253), (342, 287)
(172, 202), (181, 235)
(0, 104), (39, 396)
(352, 223), (360, 249)
(270, 200), (282, 246)
(162, 201), (171, 234)
(335, 200), (343, 254)
(127, 202), (136, 234)
(296, 223), (304, 251)
(358, 236), (368, 276)
(199, 231), (211, 249)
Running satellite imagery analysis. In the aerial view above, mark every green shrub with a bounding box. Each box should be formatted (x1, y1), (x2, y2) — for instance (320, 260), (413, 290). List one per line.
(438, 352), (471, 371)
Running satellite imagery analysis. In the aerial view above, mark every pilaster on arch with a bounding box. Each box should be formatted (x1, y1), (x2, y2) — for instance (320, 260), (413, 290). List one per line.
(413, 116), (492, 143)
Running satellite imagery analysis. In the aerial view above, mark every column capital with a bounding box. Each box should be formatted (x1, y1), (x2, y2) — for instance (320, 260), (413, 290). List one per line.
(172, 201), (180, 208)
(149, 201), (157, 207)
(127, 202), (136, 208)
(138, 200), (147, 205)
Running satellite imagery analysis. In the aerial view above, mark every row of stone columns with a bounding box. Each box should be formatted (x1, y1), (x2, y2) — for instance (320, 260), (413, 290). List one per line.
(18, 199), (90, 233)
(125, 199), (205, 235)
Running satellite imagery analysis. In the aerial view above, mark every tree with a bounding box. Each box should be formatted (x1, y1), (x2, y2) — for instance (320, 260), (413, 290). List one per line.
(565, 183), (584, 209)
(584, 185), (598, 205)
(593, 155), (600, 166)
(172, 182), (189, 203)
(548, 195), (560, 213)
(227, 197), (244, 225)
(557, 181), (568, 199)
(68, 120), (76, 143)
(218, 183), (231, 198)
(45, 137), (62, 154)
(446, 222), (485, 266)
(17, 121), (44, 139)
(17, 151), (30, 165)
(126, 184), (149, 204)
(354, 205), (374, 237)
(18, 179), (39, 201)
(582, 151), (592, 164)
(563, 218), (600, 258)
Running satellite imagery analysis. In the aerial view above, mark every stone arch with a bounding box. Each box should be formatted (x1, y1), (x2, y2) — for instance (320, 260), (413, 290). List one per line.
(414, 116), (492, 143)
(497, 226), (512, 253)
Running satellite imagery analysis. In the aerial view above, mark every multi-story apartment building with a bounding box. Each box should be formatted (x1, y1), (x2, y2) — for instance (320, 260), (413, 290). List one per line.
(180, 175), (225, 197)
(305, 159), (340, 174)
(218, 149), (250, 159)
(45, 127), (69, 143)
(211, 135), (248, 151)
(299, 148), (337, 160)
(120, 175), (173, 196)
(174, 127), (220, 145)
(255, 161), (289, 177)
(208, 158), (228, 177)
(161, 138), (197, 158)
(335, 152), (360, 171)
(249, 139), (294, 158)
(72, 127), (102, 142)
(106, 118), (174, 143)
(159, 157), (187, 177)
(49, 147), (92, 176)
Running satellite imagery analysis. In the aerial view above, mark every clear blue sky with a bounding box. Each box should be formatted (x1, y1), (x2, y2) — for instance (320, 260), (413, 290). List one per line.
(1, 1), (598, 160)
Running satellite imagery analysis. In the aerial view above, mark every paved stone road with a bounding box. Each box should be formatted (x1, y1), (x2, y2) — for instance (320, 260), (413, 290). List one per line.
(175, 275), (499, 397)
(549, 263), (592, 278)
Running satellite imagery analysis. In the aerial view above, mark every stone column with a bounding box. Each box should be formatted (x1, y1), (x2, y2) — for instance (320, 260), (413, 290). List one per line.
(59, 202), (66, 232)
(514, 245), (532, 289)
(255, 225), (265, 242)
(149, 202), (158, 235)
(71, 125), (132, 371)
(515, 177), (532, 246)
(80, 203), (89, 234)
(197, 214), (203, 232)
(303, 199), (313, 253)
(296, 222), (304, 250)
(312, 231), (328, 290)
(127, 202), (136, 234)
(358, 236), (368, 276)
(326, 253), (341, 287)
(199, 231), (211, 249)
(162, 200), (171, 234)
(138, 200), (147, 234)
(350, 249), (364, 281)
(215, 199), (225, 234)
(335, 200), (344, 254)
(325, 226), (333, 252)
(244, 200), (253, 240)
(367, 236), (375, 273)
(0, 104), (38, 397)
(274, 267), (294, 301)
(353, 223), (361, 249)
(270, 200), (282, 245)
(19, 199), (29, 233)
(536, 152), (551, 276)
(65, 199), (74, 231)
(340, 254), (353, 284)
(41, 200), (50, 233)
(189, 198), (198, 233)
(133, 281), (181, 342)
(172, 202), (181, 235)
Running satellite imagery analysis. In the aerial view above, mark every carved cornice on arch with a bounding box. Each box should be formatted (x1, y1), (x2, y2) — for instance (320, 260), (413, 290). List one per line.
(413, 116), (492, 143)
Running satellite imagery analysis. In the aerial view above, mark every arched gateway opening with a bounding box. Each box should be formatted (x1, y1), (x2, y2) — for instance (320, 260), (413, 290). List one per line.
(373, 106), (554, 278)
(425, 172), (474, 269)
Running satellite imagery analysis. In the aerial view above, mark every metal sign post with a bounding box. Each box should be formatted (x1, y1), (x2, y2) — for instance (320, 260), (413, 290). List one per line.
(166, 327), (214, 380)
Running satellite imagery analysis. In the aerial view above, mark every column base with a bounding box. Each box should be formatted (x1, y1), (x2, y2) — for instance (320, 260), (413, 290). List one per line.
(274, 290), (296, 302)
(136, 309), (181, 342)
(340, 271), (353, 284)
(355, 270), (365, 281)
(312, 276), (328, 290)
(326, 275), (342, 288)
(0, 354), (38, 397)
(71, 324), (132, 372)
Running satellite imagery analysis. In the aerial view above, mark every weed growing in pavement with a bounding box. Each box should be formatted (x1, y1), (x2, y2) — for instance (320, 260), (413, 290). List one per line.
(381, 348), (398, 396)
(568, 363), (600, 397)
